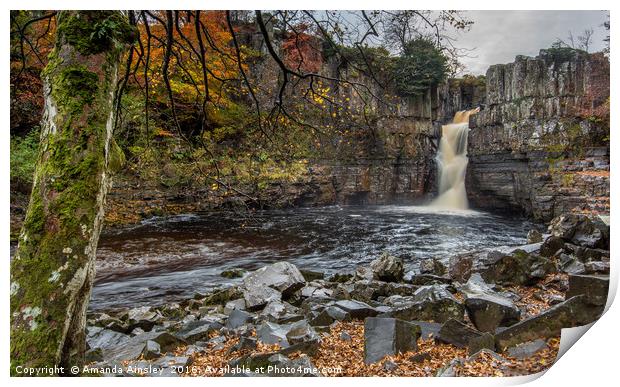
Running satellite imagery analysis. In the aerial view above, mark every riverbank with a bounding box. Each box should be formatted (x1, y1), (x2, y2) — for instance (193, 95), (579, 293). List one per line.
(82, 213), (609, 377)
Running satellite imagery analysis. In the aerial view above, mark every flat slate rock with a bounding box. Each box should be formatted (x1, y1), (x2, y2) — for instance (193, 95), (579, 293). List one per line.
(506, 339), (548, 359)
(495, 295), (603, 351)
(364, 317), (420, 364)
(103, 331), (186, 362)
(243, 261), (306, 298)
(226, 308), (253, 329)
(334, 300), (378, 319)
(566, 274), (609, 306)
(435, 319), (483, 348)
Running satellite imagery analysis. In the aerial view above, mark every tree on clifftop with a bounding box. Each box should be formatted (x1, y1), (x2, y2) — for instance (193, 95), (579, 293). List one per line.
(10, 10), (136, 374)
(392, 38), (449, 97)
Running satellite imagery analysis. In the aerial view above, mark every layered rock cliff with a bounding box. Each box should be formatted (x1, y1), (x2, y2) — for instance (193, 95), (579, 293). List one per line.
(465, 49), (609, 221)
(100, 48), (609, 225)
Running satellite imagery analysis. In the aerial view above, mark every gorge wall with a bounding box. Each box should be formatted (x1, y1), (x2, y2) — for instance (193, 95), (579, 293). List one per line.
(315, 49), (609, 222)
(465, 49), (609, 221)
(99, 48), (609, 226)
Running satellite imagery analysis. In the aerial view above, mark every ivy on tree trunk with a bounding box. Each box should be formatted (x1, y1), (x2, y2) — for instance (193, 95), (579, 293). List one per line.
(10, 10), (135, 375)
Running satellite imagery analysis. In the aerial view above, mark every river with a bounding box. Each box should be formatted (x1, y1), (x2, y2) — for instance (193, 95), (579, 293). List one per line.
(91, 205), (534, 310)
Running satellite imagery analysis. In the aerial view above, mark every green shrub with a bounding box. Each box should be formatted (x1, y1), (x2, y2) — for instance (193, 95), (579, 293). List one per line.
(10, 128), (40, 185)
(392, 38), (449, 97)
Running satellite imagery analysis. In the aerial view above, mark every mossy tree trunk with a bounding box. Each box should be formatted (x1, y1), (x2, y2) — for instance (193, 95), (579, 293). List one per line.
(10, 11), (135, 375)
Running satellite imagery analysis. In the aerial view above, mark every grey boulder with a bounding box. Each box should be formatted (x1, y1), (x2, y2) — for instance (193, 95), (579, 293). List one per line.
(243, 262), (306, 298)
(370, 253), (405, 282)
(364, 317), (420, 364)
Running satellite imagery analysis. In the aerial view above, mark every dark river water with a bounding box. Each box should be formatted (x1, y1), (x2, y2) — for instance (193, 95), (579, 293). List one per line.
(91, 205), (534, 311)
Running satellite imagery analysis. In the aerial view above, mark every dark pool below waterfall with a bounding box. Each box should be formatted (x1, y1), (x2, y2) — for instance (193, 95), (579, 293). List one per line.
(91, 205), (535, 311)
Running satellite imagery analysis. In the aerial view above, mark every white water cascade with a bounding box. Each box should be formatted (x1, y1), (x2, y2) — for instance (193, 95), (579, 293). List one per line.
(430, 108), (479, 210)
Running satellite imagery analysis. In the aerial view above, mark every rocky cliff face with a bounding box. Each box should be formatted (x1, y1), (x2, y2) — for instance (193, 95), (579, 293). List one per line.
(465, 49), (609, 221)
(314, 49), (609, 221)
(100, 49), (609, 224)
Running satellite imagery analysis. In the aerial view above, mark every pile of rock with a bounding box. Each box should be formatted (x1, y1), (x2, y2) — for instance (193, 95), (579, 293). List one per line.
(84, 214), (609, 376)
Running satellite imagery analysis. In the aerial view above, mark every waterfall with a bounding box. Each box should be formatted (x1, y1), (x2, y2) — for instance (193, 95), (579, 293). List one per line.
(430, 108), (479, 210)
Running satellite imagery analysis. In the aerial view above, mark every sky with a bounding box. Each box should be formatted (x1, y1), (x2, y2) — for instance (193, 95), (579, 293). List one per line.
(454, 10), (609, 75)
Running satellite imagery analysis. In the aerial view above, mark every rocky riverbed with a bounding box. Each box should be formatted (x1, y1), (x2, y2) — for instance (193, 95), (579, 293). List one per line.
(83, 213), (609, 377)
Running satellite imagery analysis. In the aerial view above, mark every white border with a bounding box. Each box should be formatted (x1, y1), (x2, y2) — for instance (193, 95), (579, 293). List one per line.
(2, 1), (617, 386)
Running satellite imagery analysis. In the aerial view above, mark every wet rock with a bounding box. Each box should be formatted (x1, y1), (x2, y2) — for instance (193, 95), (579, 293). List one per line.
(87, 327), (130, 351)
(340, 331), (352, 341)
(334, 299), (379, 319)
(495, 295), (603, 351)
(350, 279), (390, 302)
(228, 336), (258, 353)
(387, 285), (464, 323)
(563, 243), (610, 262)
(256, 322), (290, 347)
(409, 274), (453, 287)
(103, 331), (186, 362)
(465, 296), (520, 332)
(419, 258), (447, 276)
(527, 229), (543, 244)
(278, 338), (321, 357)
(584, 261), (610, 274)
(286, 320), (320, 344)
(407, 320), (442, 339)
(331, 284), (351, 299)
(482, 249), (556, 286)
(354, 266), (375, 281)
(328, 273), (354, 283)
(540, 236), (565, 257)
(506, 339), (547, 359)
(300, 269), (324, 281)
(308, 308), (334, 327)
(153, 355), (192, 376)
(160, 303), (186, 319)
(184, 299), (204, 311)
(325, 305), (351, 321)
(548, 214), (606, 248)
(566, 274), (609, 306)
(226, 308), (254, 329)
(176, 319), (220, 343)
(559, 253), (586, 274)
(468, 332), (496, 355)
(448, 253), (474, 282)
(243, 262), (306, 298)
(370, 253), (405, 282)
(223, 298), (246, 314)
(221, 268), (246, 279)
(462, 275), (521, 332)
(386, 282), (419, 297)
(203, 286), (244, 306)
(142, 340), (161, 360)
(301, 284), (332, 299)
(127, 306), (163, 332)
(436, 319), (483, 348)
(243, 285), (282, 311)
(364, 317), (420, 364)
(260, 300), (303, 323)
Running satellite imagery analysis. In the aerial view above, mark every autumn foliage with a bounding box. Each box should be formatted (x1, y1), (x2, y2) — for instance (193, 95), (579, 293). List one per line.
(282, 23), (323, 73)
